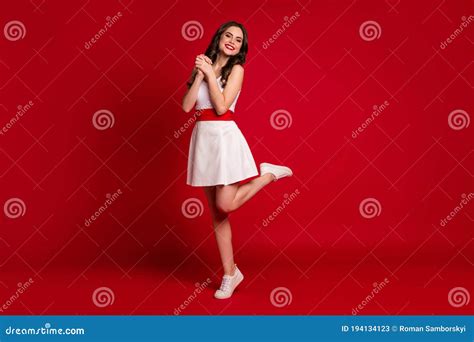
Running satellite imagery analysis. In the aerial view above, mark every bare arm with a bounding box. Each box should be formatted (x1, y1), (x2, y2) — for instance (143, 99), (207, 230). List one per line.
(182, 54), (213, 113)
(206, 65), (243, 115)
(182, 69), (204, 113)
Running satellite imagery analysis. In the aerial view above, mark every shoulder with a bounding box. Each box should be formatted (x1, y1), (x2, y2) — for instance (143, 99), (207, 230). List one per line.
(228, 64), (244, 82)
(231, 64), (244, 74)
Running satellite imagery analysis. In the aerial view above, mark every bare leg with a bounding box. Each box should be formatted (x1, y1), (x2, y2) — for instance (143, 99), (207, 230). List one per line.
(203, 186), (236, 276)
(215, 173), (274, 213)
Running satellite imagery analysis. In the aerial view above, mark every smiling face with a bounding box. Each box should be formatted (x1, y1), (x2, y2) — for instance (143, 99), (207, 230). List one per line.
(218, 26), (243, 56)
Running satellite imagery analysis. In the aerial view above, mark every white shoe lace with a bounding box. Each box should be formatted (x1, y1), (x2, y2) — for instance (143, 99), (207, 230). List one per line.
(219, 277), (231, 292)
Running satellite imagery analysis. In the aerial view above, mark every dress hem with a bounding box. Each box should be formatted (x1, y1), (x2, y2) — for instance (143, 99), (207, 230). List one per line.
(186, 170), (259, 187)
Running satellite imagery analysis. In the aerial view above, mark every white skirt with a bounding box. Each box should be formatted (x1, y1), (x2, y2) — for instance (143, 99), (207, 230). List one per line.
(187, 121), (259, 186)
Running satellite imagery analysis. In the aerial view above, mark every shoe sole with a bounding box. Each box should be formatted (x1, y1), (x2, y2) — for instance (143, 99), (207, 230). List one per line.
(260, 163), (293, 178)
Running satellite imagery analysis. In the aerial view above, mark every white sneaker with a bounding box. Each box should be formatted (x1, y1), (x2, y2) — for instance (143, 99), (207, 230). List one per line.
(214, 265), (244, 299)
(260, 162), (293, 181)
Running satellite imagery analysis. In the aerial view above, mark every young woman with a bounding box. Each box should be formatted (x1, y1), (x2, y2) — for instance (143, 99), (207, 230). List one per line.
(182, 21), (293, 299)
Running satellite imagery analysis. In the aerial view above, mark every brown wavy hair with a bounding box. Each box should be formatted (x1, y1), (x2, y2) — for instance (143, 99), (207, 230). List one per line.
(187, 21), (248, 88)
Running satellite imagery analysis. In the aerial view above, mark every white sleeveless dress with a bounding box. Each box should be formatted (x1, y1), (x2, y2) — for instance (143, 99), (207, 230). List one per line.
(186, 76), (259, 186)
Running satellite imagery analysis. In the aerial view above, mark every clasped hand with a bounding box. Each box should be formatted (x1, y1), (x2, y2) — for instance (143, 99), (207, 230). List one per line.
(195, 54), (214, 78)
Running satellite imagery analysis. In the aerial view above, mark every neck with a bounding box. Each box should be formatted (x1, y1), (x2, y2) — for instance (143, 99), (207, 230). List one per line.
(214, 53), (230, 71)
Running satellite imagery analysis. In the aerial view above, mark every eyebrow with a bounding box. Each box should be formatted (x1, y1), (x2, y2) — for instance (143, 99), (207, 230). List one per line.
(225, 32), (243, 40)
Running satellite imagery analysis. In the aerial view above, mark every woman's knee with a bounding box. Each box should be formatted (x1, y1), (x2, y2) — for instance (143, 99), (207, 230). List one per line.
(215, 184), (238, 214)
(216, 199), (233, 214)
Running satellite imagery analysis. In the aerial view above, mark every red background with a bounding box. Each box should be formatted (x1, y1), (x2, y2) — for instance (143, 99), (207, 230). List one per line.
(0, 0), (473, 315)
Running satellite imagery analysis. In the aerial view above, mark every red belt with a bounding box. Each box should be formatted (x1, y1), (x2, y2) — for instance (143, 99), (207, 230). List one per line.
(196, 108), (234, 121)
